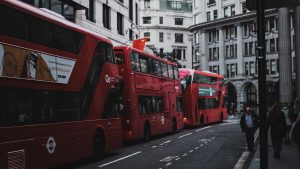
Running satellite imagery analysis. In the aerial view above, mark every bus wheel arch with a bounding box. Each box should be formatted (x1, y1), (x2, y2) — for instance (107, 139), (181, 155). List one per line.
(93, 128), (105, 160)
(144, 121), (151, 141)
(172, 117), (177, 131)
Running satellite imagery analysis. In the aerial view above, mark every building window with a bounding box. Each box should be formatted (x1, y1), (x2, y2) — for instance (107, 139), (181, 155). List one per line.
(244, 43), (249, 56)
(266, 60), (270, 75)
(175, 49), (182, 60)
(129, 0), (133, 21)
(244, 24), (248, 36)
(230, 64), (236, 77)
(249, 42), (254, 55)
(160, 17), (163, 24)
(159, 32), (164, 42)
(129, 29), (133, 41)
(270, 39), (276, 52)
(136, 3), (139, 25)
(242, 2), (247, 13)
(226, 46), (230, 58)
(175, 33), (183, 43)
(103, 4), (111, 29)
(143, 17), (151, 24)
(144, 0), (150, 9)
(224, 7), (229, 17)
(208, 0), (216, 5)
(207, 11), (211, 21)
(231, 5), (235, 16)
(183, 49), (186, 60)
(249, 61), (255, 76)
(246, 83), (257, 105)
(117, 12), (123, 35)
(89, 0), (95, 22)
(213, 10), (218, 20)
(245, 62), (249, 75)
(270, 59), (277, 74)
(171, 1), (182, 10)
(144, 32), (150, 42)
(175, 18), (183, 25)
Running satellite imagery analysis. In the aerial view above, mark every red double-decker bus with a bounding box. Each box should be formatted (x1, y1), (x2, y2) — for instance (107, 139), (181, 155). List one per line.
(179, 68), (227, 127)
(0, 1), (122, 168)
(114, 46), (184, 141)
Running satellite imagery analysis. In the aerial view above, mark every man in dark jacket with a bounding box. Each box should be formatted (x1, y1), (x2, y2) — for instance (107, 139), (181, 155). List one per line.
(240, 106), (259, 151)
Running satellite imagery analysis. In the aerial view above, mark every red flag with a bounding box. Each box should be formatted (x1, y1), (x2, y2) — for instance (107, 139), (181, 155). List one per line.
(132, 38), (147, 51)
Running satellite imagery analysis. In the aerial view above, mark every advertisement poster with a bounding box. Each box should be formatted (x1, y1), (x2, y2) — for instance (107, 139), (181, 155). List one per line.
(198, 86), (216, 96)
(0, 43), (75, 84)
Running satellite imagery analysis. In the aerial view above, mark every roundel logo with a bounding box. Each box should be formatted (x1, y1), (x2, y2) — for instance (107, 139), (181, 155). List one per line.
(46, 137), (56, 154)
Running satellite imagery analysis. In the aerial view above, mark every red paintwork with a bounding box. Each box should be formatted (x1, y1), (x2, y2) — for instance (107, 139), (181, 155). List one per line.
(179, 68), (228, 126)
(0, 1), (122, 169)
(114, 46), (183, 141)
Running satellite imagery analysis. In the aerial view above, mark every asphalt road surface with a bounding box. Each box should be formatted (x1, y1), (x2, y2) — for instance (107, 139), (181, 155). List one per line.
(59, 118), (246, 169)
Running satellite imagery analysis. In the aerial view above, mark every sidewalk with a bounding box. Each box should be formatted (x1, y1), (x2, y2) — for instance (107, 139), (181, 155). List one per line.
(248, 138), (300, 169)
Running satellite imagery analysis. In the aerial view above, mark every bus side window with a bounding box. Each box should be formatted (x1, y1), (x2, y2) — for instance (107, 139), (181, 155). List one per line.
(168, 65), (174, 79)
(139, 55), (149, 73)
(173, 66), (179, 80)
(152, 59), (162, 76)
(161, 63), (169, 78)
(130, 51), (140, 71)
(106, 44), (115, 63)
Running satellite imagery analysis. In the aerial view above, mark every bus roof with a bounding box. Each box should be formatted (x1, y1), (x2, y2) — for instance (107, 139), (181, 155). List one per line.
(2, 0), (112, 45)
(179, 68), (224, 79)
(114, 46), (178, 67)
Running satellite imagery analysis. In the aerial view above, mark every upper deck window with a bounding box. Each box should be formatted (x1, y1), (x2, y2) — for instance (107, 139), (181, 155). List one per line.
(193, 74), (217, 85)
(0, 3), (84, 54)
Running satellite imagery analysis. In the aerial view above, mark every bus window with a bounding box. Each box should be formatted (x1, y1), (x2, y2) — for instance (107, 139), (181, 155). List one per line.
(139, 54), (149, 73)
(138, 96), (153, 114)
(130, 51), (140, 71)
(106, 44), (115, 63)
(102, 90), (122, 119)
(168, 65), (174, 79)
(198, 98), (219, 110)
(180, 75), (191, 92)
(115, 54), (124, 64)
(161, 62), (169, 78)
(156, 97), (164, 112)
(28, 15), (51, 46)
(173, 66), (179, 80)
(152, 59), (162, 76)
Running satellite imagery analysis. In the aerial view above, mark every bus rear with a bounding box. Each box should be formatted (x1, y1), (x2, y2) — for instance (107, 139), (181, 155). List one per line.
(179, 68), (226, 126)
(114, 46), (183, 141)
(0, 1), (122, 168)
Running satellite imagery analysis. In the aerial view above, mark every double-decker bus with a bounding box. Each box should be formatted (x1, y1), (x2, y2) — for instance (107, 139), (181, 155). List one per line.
(0, 1), (122, 168)
(179, 68), (227, 127)
(114, 46), (184, 141)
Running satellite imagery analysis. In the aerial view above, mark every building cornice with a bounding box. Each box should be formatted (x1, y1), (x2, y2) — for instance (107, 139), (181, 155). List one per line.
(140, 25), (190, 31)
(189, 9), (277, 32)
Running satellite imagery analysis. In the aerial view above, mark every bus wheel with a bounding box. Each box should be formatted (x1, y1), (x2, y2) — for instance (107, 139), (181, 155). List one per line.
(220, 113), (224, 123)
(172, 118), (177, 132)
(144, 123), (151, 141)
(93, 130), (105, 160)
(200, 115), (205, 127)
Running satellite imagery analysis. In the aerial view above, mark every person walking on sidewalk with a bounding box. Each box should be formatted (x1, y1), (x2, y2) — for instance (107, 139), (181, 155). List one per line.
(240, 105), (259, 152)
(268, 102), (287, 158)
(281, 104), (293, 144)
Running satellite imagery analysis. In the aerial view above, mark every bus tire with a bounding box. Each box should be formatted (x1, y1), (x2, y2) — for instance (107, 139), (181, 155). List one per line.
(220, 112), (224, 123)
(93, 130), (105, 160)
(172, 118), (177, 132)
(200, 115), (205, 127)
(144, 122), (151, 141)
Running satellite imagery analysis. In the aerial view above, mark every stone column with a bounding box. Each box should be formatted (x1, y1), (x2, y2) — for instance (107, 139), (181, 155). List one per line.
(295, 7), (300, 98)
(278, 8), (293, 104)
(236, 24), (244, 76)
(200, 31), (208, 70)
(219, 28), (225, 75)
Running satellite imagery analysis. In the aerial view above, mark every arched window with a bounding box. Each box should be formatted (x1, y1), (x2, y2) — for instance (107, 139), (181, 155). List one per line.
(246, 83), (257, 105)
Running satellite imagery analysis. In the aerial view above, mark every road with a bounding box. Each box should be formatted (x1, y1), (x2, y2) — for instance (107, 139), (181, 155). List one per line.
(62, 118), (246, 169)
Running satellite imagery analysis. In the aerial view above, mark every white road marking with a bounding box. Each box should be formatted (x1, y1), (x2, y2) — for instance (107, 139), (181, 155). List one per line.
(182, 153), (187, 157)
(159, 140), (171, 145)
(98, 151), (142, 168)
(212, 137), (215, 140)
(195, 126), (212, 132)
(178, 133), (192, 139)
(166, 162), (172, 166)
(152, 146), (157, 148)
(175, 158), (180, 161)
(189, 150), (193, 153)
(200, 144), (204, 147)
(195, 147), (199, 150)
(219, 122), (239, 126)
(160, 156), (178, 162)
(234, 129), (260, 169)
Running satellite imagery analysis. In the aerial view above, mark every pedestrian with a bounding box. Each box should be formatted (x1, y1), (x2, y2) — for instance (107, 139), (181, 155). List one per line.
(292, 98), (300, 122)
(268, 102), (287, 158)
(281, 104), (293, 144)
(240, 105), (259, 152)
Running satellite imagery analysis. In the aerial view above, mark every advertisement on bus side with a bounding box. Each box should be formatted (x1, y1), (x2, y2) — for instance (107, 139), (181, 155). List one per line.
(0, 43), (75, 84)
